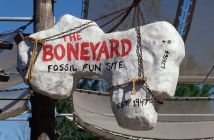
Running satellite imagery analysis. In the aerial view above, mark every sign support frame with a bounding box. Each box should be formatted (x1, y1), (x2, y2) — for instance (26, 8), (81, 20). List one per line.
(30, 0), (55, 140)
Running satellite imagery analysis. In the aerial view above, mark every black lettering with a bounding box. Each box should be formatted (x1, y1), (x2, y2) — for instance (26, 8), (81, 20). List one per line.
(82, 64), (88, 71)
(161, 50), (169, 69)
(53, 65), (58, 71)
(119, 61), (123, 69)
(113, 62), (117, 70)
(88, 64), (94, 72)
(48, 65), (53, 72)
(59, 64), (64, 71)
(65, 64), (69, 71)
(95, 63), (101, 72)
(105, 63), (111, 71)
(72, 65), (77, 71)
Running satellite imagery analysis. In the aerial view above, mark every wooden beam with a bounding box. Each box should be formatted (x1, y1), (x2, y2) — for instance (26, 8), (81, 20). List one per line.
(31, 0), (55, 140)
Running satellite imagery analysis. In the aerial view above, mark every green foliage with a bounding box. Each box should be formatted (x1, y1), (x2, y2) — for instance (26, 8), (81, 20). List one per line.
(55, 99), (98, 140)
(175, 84), (212, 97)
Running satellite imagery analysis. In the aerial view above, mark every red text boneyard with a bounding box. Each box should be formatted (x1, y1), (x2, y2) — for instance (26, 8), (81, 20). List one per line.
(42, 32), (132, 61)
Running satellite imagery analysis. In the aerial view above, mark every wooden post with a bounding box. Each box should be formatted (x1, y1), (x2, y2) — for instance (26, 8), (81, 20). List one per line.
(31, 0), (55, 140)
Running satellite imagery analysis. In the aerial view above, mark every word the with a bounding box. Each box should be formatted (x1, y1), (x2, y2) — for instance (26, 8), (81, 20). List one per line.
(63, 32), (82, 42)
(161, 50), (169, 69)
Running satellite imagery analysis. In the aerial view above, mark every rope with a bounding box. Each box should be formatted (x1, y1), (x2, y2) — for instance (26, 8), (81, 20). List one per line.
(24, 39), (45, 82)
(137, 5), (140, 27)
(138, 4), (145, 25)
(94, 5), (131, 22)
(100, 8), (129, 29)
(132, 6), (137, 27)
(107, 1), (137, 33)
(108, 77), (146, 92)
(17, 19), (33, 31)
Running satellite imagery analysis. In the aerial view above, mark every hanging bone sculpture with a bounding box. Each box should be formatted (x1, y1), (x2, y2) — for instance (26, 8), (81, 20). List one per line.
(17, 14), (185, 130)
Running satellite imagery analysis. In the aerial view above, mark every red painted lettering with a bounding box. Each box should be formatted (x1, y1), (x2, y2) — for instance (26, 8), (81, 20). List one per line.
(67, 43), (79, 61)
(43, 44), (54, 61)
(77, 32), (82, 40)
(63, 32), (82, 42)
(63, 36), (67, 42)
(54, 44), (66, 60)
(43, 38), (132, 62)
(109, 39), (120, 58)
(121, 39), (131, 57)
(80, 42), (90, 61)
(69, 33), (76, 42)
(90, 42), (100, 60)
(96, 41), (109, 61)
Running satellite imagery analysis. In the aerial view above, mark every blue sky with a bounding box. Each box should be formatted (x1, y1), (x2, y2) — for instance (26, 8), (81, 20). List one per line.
(0, 0), (82, 32)
(0, 0), (82, 139)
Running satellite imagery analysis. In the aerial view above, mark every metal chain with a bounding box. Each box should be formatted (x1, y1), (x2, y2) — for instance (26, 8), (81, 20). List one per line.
(43, 21), (93, 42)
(135, 26), (144, 78)
(39, 5), (132, 42)
(135, 18), (155, 104)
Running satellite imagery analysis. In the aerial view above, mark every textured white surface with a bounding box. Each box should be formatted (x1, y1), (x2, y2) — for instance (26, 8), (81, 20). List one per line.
(17, 14), (185, 130)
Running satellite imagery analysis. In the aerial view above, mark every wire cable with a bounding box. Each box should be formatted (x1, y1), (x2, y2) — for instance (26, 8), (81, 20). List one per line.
(0, 87), (30, 93)
(17, 18), (33, 31)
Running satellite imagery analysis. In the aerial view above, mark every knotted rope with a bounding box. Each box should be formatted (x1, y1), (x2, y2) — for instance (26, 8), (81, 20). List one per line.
(131, 77), (146, 95)
(24, 37), (45, 83)
(108, 77), (147, 95)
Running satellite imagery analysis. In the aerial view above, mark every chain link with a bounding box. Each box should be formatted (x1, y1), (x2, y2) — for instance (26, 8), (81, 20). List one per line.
(135, 24), (154, 104)
(135, 26), (144, 77)
(25, 5), (131, 43)
(43, 21), (93, 42)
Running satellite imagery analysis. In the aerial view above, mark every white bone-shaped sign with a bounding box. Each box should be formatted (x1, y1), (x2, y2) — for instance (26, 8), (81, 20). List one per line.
(17, 14), (185, 130)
